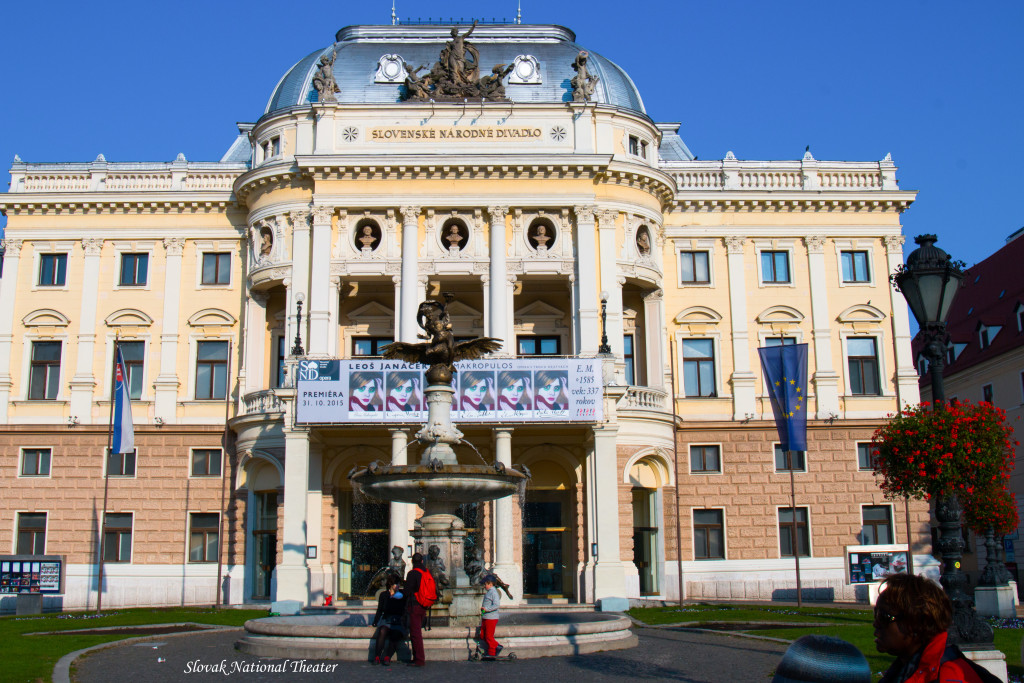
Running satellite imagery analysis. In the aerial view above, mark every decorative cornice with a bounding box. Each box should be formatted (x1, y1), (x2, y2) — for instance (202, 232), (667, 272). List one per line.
(81, 238), (103, 256)
(672, 194), (915, 214)
(163, 237), (185, 255)
(0, 196), (233, 216)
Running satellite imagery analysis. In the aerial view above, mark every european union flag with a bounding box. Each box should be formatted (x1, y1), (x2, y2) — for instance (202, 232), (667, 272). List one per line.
(757, 343), (809, 452)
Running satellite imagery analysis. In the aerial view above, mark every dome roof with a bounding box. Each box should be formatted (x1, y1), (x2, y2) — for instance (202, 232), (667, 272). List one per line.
(265, 24), (645, 116)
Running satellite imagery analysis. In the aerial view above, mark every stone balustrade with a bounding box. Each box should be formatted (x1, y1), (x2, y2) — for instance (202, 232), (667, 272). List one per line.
(620, 386), (667, 410)
(666, 159), (895, 193)
(10, 160), (246, 193)
(241, 390), (285, 416)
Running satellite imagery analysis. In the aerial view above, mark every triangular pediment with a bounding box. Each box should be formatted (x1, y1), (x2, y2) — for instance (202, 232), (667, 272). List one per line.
(515, 300), (565, 319)
(348, 301), (395, 320)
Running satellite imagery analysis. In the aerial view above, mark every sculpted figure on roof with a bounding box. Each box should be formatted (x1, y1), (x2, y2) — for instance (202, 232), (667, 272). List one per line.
(312, 48), (340, 103)
(400, 21), (512, 102)
(570, 50), (599, 102)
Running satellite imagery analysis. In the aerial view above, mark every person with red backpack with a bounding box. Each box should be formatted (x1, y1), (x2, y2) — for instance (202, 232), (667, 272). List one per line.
(404, 552), (437, 666)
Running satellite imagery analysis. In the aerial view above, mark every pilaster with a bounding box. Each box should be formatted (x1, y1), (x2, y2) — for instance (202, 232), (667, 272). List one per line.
(643, 289), (666, 389)
(487, 205), (509, 352)
(805, 235), (840, 417)
(0, 239), (24, 422)
(597, 211), (624, 366)
(154, 237), (185, 423)
(584, 425), (626, 603)
(574, 205), (599, 355)
(69, 238), (103, 421)
(389, 429), (412, 575)
(243, 292), (269, 394)
(277, 424), (311, 608)
(725, 236), (756, 418)
(289, 211), (311, 352)
(307, 207), (333, 354)
(492, 429), (521, 603)
(885, 235), (919, 407)
(399, 206), (420, 342)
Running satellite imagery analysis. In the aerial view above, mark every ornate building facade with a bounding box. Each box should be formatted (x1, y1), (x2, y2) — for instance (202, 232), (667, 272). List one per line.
(0, 22), (926, 610)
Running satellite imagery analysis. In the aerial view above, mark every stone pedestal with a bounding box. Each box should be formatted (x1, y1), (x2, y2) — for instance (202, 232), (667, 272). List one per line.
(974, 585), (1016, 618)
(964, 648), (1008, 683)
(412, 511), (485, 626)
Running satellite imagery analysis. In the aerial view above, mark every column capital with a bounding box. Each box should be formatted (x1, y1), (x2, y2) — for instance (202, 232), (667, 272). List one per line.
(250, 291), (269, 306)
(289, 210), (310, 228)
(1, 238), (23, 254)
(883, 234), (906, 254)
(487, 205), (509, 220)
(804, 235), (827, 254)
(162, 237), (185, 255)
(399, 206), (421, 222)
(597, 210), (618, 229)
(724, 236), (746, 254)
(573, 205), (596, 223)
(643, 288), (664, 302)
(310, 206), (334, 225)
(81, 238), (103, 256)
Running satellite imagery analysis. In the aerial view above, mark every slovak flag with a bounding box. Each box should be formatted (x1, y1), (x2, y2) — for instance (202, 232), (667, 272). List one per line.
(112, 346), (135, 454)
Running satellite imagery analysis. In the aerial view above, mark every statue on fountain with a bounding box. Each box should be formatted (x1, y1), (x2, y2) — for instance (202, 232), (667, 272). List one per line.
(365, 545), (408, 596)
(427, 544), (451, 589)
(380, 293), (501, 385)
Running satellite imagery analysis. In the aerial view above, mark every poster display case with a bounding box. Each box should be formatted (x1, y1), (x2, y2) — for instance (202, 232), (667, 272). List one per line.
(0, 555), (65, 594)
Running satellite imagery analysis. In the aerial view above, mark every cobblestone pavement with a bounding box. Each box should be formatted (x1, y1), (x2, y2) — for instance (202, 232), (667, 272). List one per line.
(71, 627), (790, 682)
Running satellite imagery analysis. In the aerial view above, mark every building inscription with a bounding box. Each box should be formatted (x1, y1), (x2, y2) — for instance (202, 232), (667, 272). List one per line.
(369, 126), (543, 141)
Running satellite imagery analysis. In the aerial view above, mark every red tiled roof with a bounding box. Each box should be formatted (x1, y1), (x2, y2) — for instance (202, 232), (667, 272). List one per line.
(915, 232), (1024, 386)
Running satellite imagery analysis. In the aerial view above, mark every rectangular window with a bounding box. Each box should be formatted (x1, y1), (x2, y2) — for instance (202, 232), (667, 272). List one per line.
(102, 513), (133, 563)
(28, 341), (61, 400)
(693, 509), (724, 560)
(857, 442), (876, 471)
(682, 339), (716, 397)
(760, 250), (791, 284)
(17, 512), (46, 555)
(982, 384), (993, 403)
(861, 505), (893, 545)
(201, 252), (231, 285)
(628, 135), (640, 155)
(517, 336), (561, 356)
(774, 444), (806, 472)
(191, 448), (222, 477)
(189, 513), (220, 563)
(119, 253), (148, 286)
(21, 448), (51, 476)
(765, 336), (796, 347)
(679, 251), (710, 284)
(848, 337), (881, 395)
(38, 253), (67, 286)
(779, 507), (810, 557)
(689, 445), (721, 474)
(841, 250), (871, 283)
(196, 341), (229, 399)
(352, 337), (393, 358)
(107, 448), (137, 477)
(273, 336), (286, 388)
(118, 341), (145, 400)
(623, 334), (635, 385)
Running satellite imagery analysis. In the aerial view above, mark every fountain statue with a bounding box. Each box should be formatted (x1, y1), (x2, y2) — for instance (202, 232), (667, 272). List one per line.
(349, 293), (528, 625)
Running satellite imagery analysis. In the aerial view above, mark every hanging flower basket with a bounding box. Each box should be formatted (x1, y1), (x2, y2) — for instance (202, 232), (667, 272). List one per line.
(871, 400), (1017, 501)
(963, 485), (1019, 537)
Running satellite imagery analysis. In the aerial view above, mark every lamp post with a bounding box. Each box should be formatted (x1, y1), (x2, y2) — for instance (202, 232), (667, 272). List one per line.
(598, 291), (611, 354)
(291, 291), (305, 357)
(891, 234), (990, 645)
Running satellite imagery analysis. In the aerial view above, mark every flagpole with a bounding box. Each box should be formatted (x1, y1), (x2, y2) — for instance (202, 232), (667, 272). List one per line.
(214, 340), (232, 609)
(96, 337), (119, 614)
(788, 454), (802, 608)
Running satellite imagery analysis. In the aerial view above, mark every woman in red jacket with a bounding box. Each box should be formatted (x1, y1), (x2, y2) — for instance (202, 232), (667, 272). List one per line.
(875, 574), (993, 683)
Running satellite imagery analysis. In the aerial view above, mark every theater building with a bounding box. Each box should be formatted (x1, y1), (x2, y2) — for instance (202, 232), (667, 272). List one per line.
(0, 20), (926, 610)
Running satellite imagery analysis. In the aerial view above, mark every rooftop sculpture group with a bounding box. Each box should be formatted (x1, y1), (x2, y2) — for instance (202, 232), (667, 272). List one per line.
(401, 21), (515, 102)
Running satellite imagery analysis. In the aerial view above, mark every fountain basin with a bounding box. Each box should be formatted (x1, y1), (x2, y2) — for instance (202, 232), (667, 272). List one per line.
(236, 611), (637, 660)
(351, 464), (527, 508)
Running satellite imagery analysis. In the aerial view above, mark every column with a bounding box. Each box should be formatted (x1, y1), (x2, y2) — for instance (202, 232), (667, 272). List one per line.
(597, 211), (624, 363)
(308, 208), (332, 354)
(585, 425), (627, 606)
(389, 429), (412, 572)
(69, 238), (103, 421)
(290, 211), (311, 353)
(328, 276), (341, 356)
(642, 289), (666, 389)
(242, 292), (268, 395)
(506, 275), (517, 353)
(0, 239), (24, 423)
(399, 206), (420, 342)
(154, 237), (185, 423)
(487, 206), (509, 351)
(307, 444), (324, 603)
(573, 206), (599, 355)
(276, 425), (311, 609)
(885, 235), (920, 407)
(725, 237), (756, 419)
(805, 236), (840, 417)
(492, 429), (521, 603)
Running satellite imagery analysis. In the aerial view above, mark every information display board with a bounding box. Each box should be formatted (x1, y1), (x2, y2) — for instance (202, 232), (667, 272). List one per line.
(0, 555), (64, 594)
(846, 545), (909, 584)
(296, 358), (603, 424)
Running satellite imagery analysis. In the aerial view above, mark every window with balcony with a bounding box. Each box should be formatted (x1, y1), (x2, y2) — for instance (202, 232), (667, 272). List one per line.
(201, 252), (231, 285)
(682, 339), (716, 397)
(119, 253), (148, 286)
(679, 251), (710, 284)
(273, 335), (286, 388)
(517, 336), (561, 356)
(38, 253), (67, 286)
(17, 512), (46, 555)
(623, 334), (635, 385)
(28, 341), (61, 400)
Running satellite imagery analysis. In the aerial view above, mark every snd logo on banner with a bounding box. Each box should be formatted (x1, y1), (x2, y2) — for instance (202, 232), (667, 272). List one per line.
(298, 360), (340, 382)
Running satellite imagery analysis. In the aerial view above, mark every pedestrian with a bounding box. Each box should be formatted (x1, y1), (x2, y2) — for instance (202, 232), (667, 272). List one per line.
(479, 574), (503, 659)
(875, 573), (999, 683)
(771, 634), (870, 683)
(370, 575), (407, 666)
(404, 551), (437, 667)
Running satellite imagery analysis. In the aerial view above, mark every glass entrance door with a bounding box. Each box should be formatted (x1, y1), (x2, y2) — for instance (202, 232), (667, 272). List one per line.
(338, 498), (389, 597)
(523, 500), (567, 596)
(251, 491), (278, 600)
(632, 488), (659, 595)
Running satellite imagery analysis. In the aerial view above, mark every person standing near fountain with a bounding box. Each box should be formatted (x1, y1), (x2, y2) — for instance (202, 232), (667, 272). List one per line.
(479, 574), (504, 660)
(405, 552), (436, 666)
(371, 575), (407, 666)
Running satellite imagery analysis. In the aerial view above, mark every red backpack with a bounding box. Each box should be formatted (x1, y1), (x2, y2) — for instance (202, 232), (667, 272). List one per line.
(413, 568), (438, 608)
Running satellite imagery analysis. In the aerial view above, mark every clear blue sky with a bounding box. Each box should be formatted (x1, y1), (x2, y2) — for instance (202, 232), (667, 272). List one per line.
(1, 0), (1020, 267)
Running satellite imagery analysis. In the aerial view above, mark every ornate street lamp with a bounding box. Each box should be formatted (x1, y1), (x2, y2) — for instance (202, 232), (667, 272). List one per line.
(291, 291), (305, 357)
(598, 291), (611, 354)
(891, 235), (991, 644)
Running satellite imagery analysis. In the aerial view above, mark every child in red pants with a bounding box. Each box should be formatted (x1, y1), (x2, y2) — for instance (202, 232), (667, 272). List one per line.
(479, 575), (502, 659)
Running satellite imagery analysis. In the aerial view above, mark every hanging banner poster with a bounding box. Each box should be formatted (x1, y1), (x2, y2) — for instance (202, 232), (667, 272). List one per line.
(296, 358), (603, 424)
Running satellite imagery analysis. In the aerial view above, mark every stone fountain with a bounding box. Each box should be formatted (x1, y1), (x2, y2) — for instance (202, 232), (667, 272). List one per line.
(349, 294), (527, 625)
